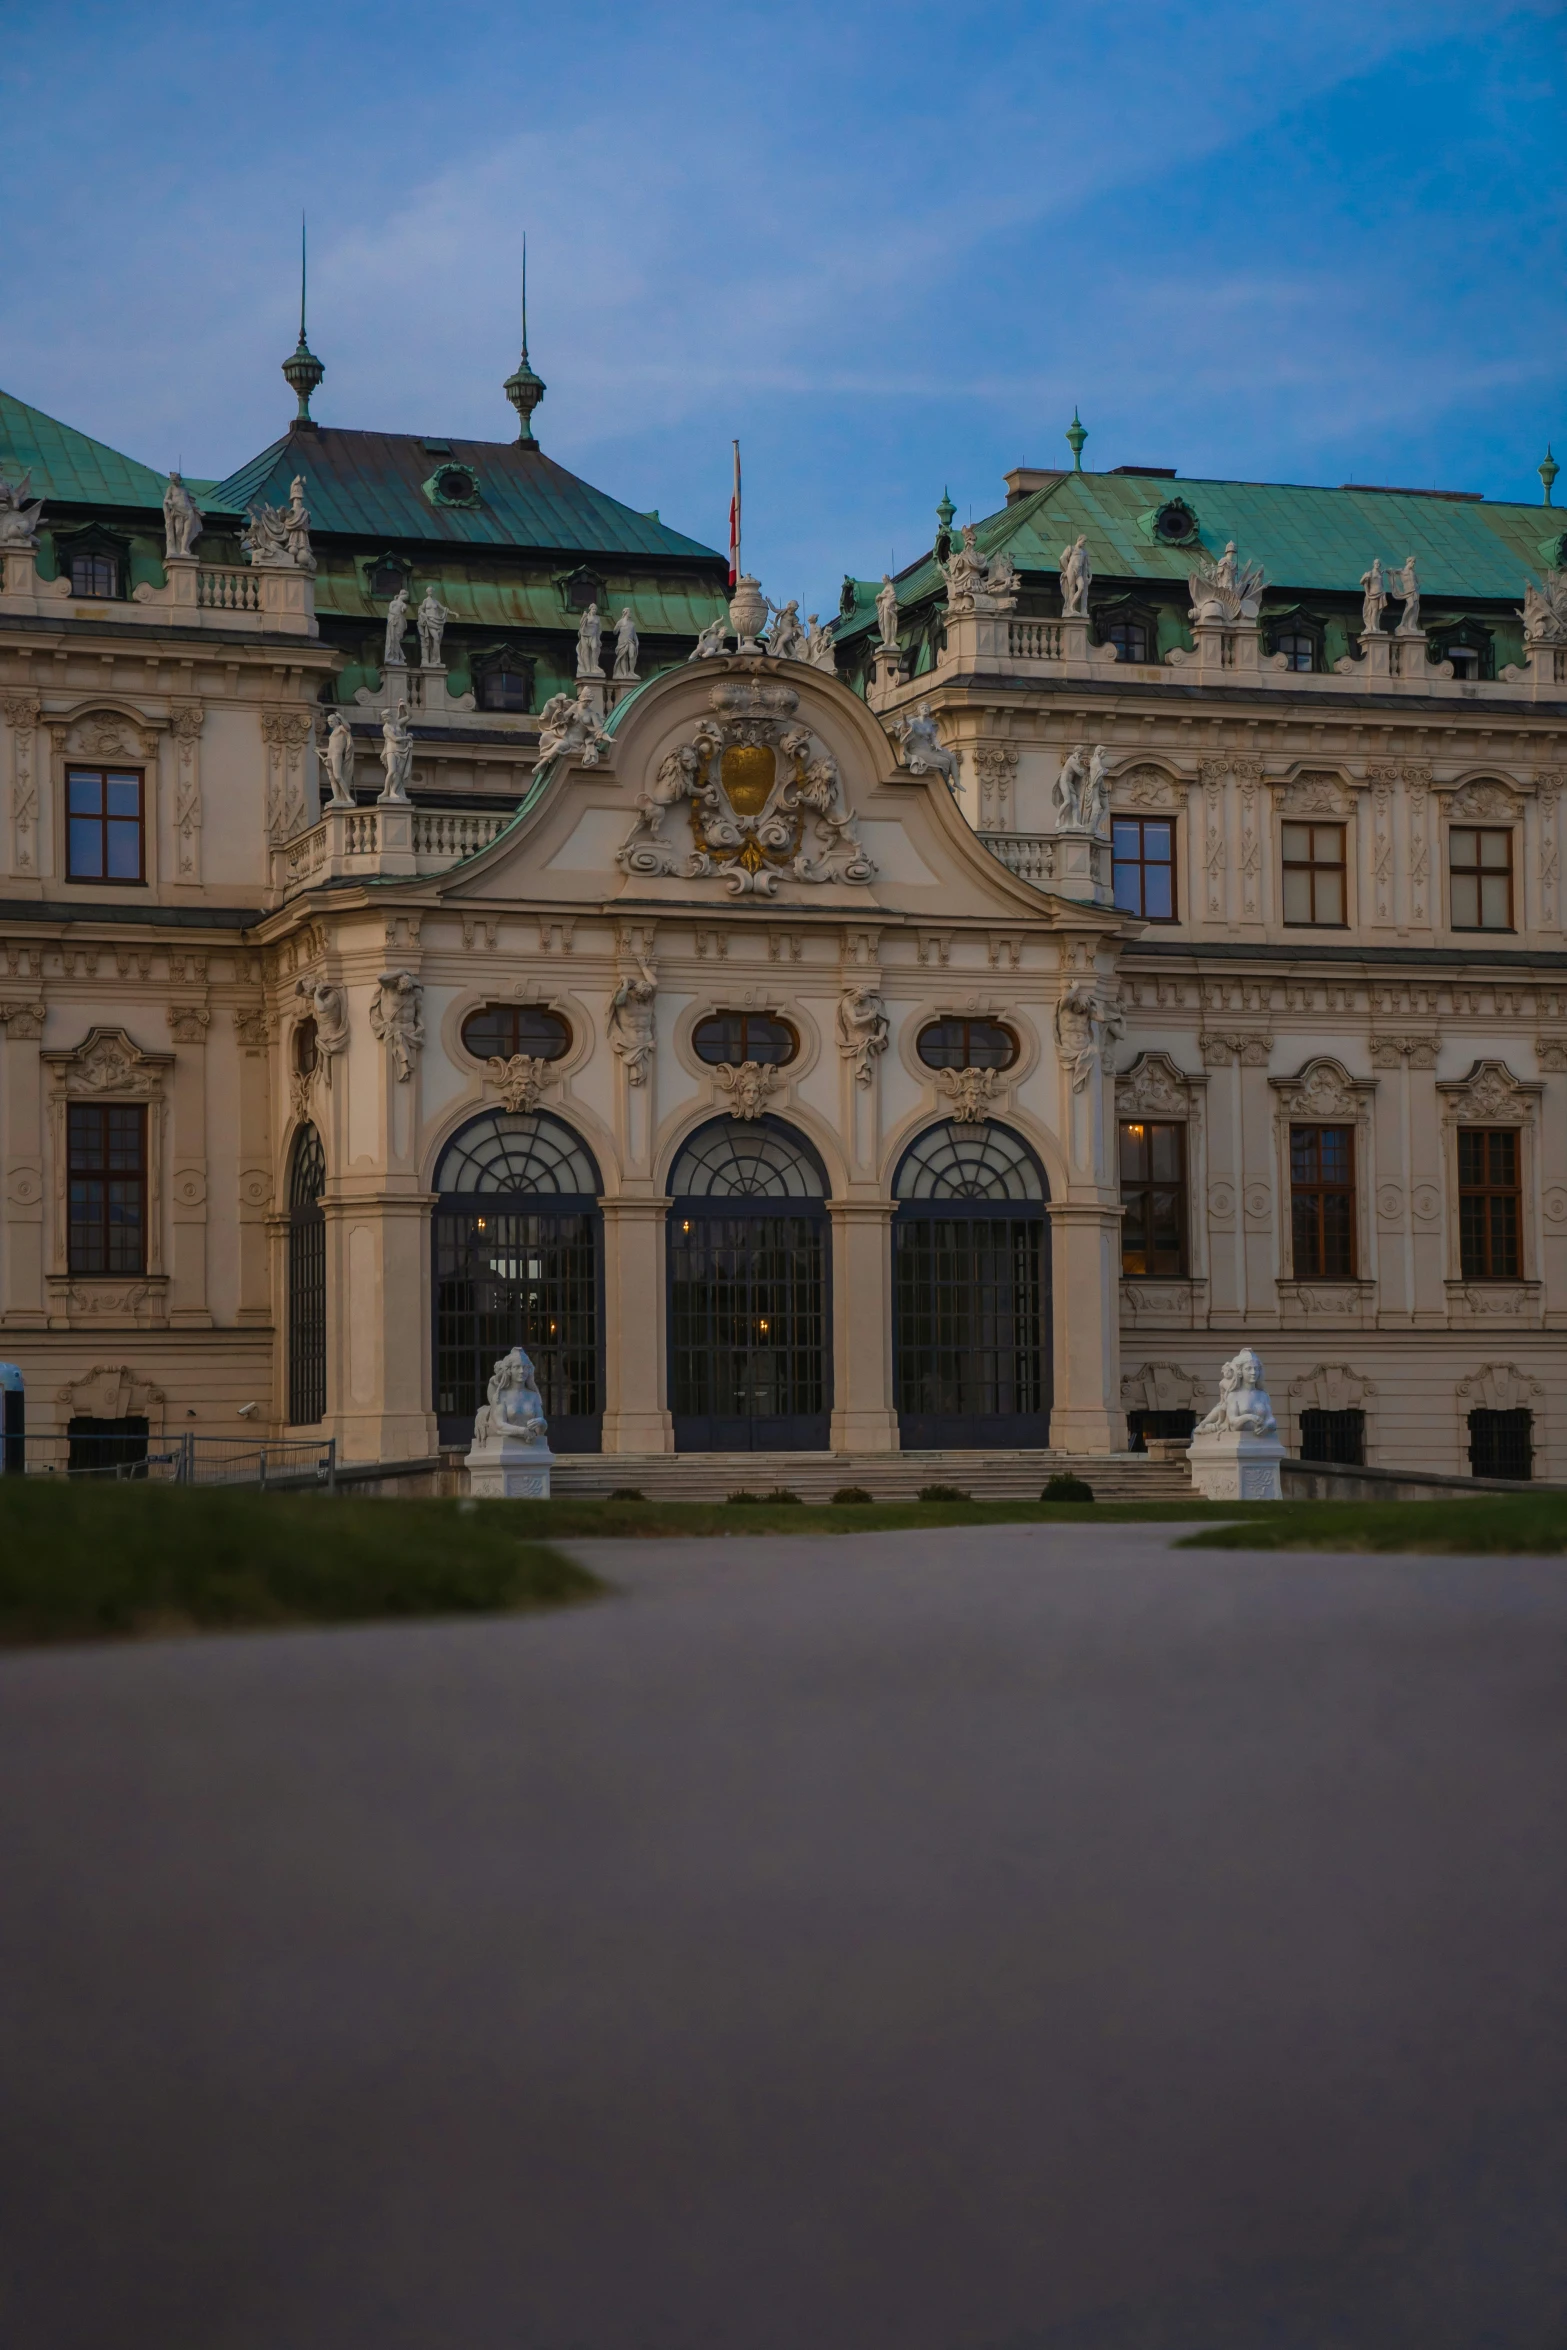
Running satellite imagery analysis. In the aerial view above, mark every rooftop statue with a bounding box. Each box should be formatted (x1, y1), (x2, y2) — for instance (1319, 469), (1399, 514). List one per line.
(875, 574), (900, 651)
(417, 589), (457, 668)
(377, 703), (414, 805)
(536, 686), (607, 768)
(765, 598), (807, 662)
(805, 613), (837, 672)
(1393, 555), (1421, 637)
(1059, 533), (1091, 617)
(613, 606), (640, 680)
(1522, 570), (1567, 645)
(690, 615), (730, 660)
(322, 710), (357, 808)
(889, 702), (959, 793)
(382, 585), (411, 666)
(0, 469), (44, 549)
(1188, 539), (1264, 625)
(1359, 556), (1387, 635)
(162, 471), (203, 561)
(284, 475), (315, 571)
(943, 523), (1020, 617)
(242, 497), (294, 569)
(575, 601), (603, 678)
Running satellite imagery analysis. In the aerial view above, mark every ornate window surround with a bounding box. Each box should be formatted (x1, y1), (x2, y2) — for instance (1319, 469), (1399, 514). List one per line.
(1285, 1361), (1378, 1463)
(1455, 1361), (1546, 1479)
(1270, 770), (1359, 932)
(1435, 1059), (1544, 1318)
(1437, 776), (1524, 936)
(439, 983), (593, 1122)
(1115, 1049), (1209, 1319)
(1268, 1056), (1378, 1321)
(41, 1027), (173, 1325)
(45, 703), (165, 889)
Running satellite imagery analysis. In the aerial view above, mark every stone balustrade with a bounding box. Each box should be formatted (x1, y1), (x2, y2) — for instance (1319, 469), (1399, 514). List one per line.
(195, 567), (261, 614)
(277, 802), (510, 897)
(978, 832), (1057, 887)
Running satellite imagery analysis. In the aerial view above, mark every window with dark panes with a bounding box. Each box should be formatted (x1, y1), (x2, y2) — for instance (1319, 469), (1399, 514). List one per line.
(1291, 1124), (1355, 1278)
(1274, 629), (1316, 672)
(1449, 827), (1512, 931)
(1281, 822), (1346, 925)
(1468, 1408), (1532, 1480)
(1112, 816), (1176, 920)
(371, 556), (407, 596)
(479, 663), (532, 713)
(1102, 616), (1150, 662)
(66, 769), (144, 882)
(1299, 1408), (1365, 1465)
(69, 549), (119, 598)
(460, 1004), (571, 1062)
(915, 1018), (1018, 1071)
(1458, 1128), (1520, 1277)
(691, 1012), (797, 1067)
(1119, 1120), (1187, 1276)
(67, 1102), (147, 1275)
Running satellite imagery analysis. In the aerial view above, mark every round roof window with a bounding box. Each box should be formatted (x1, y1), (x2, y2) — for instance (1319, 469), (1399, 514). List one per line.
(1152, 499), (1199, 546)
(429, 464), (479, 507)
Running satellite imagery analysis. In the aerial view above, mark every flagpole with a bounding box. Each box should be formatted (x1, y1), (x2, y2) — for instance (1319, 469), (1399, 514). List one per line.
(729, 438), (741, 588)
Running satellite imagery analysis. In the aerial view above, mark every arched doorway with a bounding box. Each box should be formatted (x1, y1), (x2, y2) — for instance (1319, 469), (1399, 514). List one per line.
(432, 1110), (603, 1450)
(892, 1120), (1050, 1449)
(667, 1118), (831, 1452)
(286, 1122), (327, 1427)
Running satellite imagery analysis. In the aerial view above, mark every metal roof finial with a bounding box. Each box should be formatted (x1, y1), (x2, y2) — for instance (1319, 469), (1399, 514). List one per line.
(505, 234), (547, 444)
(1065, 409), (1087, 471)
(282, 213), (326, 426)
(1541, 446), (1559, 508)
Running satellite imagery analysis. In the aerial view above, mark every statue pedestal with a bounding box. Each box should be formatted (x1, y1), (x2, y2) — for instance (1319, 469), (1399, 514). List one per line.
(608, 674), (640, 711)
(1186, 1428), (1285, 1502)
(1052, 823), (1112, 908)
(575, 675), (608, 721)
(465, 1433), (555, 1499)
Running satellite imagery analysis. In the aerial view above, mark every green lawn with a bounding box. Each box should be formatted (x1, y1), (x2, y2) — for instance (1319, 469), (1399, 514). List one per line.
(0, 1479), (599, 1647)
(455, 1494), (1244, 1538)
(1182, 1493), (1567, 1554)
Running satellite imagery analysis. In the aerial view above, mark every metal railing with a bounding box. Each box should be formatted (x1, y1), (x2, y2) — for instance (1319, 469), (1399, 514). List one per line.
(3, 1432), (337, 1488)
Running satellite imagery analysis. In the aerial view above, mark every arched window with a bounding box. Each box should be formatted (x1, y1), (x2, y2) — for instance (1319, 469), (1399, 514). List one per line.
(892, 1121), (1050, 1446)
(287, 1123), (327, 1426)
(433, 1110), (603, 1450)
(667, 1118), (829, 1449)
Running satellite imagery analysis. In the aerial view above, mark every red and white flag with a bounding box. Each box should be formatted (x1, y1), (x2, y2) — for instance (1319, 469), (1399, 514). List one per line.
(728, 440), (741, 587)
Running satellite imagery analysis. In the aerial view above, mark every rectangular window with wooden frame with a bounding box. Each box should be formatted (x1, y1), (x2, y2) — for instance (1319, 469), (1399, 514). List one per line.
(1281, 822), (1346, 926)
(1449, 827), (1513, 931)
(1119, 1120), (1187, 1276)
(1458, 1128), (1520, 1277)
(67, 1102), (148, 1276)
(1111, 817), (1176, 921)
(1290, 1124), (1355, 1278)
(66, 768), (145, 883)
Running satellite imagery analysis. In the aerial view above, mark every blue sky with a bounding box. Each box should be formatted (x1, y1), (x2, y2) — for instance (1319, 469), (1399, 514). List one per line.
(3, 1), (1561, 611)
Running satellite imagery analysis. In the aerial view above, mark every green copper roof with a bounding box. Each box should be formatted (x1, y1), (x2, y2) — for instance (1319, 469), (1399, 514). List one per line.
(841, 469), (1564, 639)
(0, 387), (170, 512)
(314, 558), (725, 637)
(210, 425), (724, 565)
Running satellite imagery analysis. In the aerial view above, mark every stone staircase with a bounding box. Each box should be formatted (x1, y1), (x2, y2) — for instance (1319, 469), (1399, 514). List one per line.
(547, 1449), (1194, 1505)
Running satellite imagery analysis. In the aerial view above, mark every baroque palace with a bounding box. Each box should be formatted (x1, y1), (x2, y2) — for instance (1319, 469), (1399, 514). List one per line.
(1, 317), (1564, 1480)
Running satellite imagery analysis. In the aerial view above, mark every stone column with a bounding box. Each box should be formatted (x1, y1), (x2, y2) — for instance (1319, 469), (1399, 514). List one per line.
(1046, 1201), (1125, 1452)
(828, 1197), (898, 1452)
(0, 1000), (47, 1328)
(598, 1195), (674, 1452)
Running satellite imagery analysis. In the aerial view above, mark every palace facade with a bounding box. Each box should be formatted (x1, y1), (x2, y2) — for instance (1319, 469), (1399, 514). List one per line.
(1, 340), (1564, 1478)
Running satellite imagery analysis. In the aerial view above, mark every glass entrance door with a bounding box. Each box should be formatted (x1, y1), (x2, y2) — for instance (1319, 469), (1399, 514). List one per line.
(893, 1121), (1050, 1449)
(667, 1120), (830, 1451)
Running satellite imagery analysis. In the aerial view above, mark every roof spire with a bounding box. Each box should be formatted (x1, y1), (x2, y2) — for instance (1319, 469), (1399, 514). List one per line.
(1541, 446), (1559, 508)
(1065, 409), (1087, 471)
(282, 212), (325, 427)
(504, 233), (546, 444)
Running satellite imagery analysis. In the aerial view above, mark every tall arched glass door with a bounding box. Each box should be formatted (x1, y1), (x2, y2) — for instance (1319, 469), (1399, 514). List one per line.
(668, 1118), (831, 1452)
(893, 1120), (1050, 1448)
(433, 1110), (603, 1450)
(286, 1122), (327, 1426)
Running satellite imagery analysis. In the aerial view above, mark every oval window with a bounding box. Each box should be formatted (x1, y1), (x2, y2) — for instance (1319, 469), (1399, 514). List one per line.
(916, 1018), (1018, 1071)
(461, 1004), (571, 1062)
(434, 465), (477, 503)
(692, 1011), (797, 1067)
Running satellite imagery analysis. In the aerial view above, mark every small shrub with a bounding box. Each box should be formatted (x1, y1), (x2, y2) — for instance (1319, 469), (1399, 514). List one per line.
(763, 1488), (803, 1504)
(832, 1486), (874, 1505)
(606, 1487), (646, 1501)
(726, 1490), (766, 1505)
(918, 1483), (970, 1504)
(1042, 1474), (1095, 1503)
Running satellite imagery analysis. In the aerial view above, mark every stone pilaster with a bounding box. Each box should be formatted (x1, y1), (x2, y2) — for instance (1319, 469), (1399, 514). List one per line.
(598, 1196), (674, 1451)
(828, 1196), (899, 1452)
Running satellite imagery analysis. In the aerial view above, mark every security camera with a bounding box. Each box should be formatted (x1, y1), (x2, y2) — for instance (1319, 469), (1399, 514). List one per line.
(236, 1402), (259, 1419)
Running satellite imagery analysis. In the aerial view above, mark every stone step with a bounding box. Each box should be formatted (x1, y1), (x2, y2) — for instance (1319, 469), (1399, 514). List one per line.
(547, 1450), (1194, 1504)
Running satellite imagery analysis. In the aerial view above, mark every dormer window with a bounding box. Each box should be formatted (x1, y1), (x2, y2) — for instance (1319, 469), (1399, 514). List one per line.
(1448, 646), (1481, 680)
(1431, 623), (1492, 681)
(475, 653), (534, 713)
(1151, 499), (1199, 546)
(1103, 616), (1150, 662)
(1274, 629), (1316, 672)
(423, 463), (481, 509)
(370, 554), (409, 598)
(70, 549), (119, 598)
(560, 567), (605, 612)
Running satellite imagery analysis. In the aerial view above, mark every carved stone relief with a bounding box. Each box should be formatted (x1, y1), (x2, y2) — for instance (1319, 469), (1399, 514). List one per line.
(261, 710), (314, 844)
(1449, 777), (1520, 823)
(935, 1065), (1000, 1122)
(975, 743), (1019, 829)
(1, 691), (41, 874)
(170, 703), (204, 879)
(715, 1060), (781, 1120)
(487, 1054), (557, 1114)
(1115, 1050), (1196, 1119)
